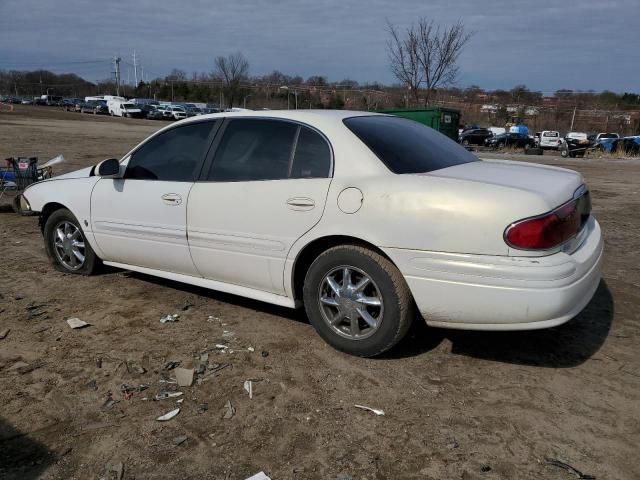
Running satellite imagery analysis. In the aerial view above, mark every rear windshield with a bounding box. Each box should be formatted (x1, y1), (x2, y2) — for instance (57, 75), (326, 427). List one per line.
(344, 115), (478, 174)
(543, 131), (559, 137)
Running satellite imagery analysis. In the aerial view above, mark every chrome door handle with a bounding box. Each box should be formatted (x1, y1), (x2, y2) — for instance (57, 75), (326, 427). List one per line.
(286, 197), (315, 211)
(162, 193), (183, 206)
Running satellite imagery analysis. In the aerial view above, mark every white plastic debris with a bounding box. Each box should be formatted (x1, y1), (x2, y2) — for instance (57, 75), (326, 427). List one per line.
(174, 368), (194, 387)
(244, 380), (253, 399)
(154, 391), (183, 401)
(156, 408), (180, 421)
(354, 404), (385, 416)
(160, 314), (179, 324)
(247, 347), (255, 352)
(245, 472), (271, 480)
(41, 154), (65, 168)
(215, 344), (228, 350)
(66, 318), (89, 329)
(223, 400), (235, 419)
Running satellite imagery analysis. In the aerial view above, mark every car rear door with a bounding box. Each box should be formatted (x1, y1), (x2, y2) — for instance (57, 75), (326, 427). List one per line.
(91, 120), (219, 275)
(187, 117), (333, 295)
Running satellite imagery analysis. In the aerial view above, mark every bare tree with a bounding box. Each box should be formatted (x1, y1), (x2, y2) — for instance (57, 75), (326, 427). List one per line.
(387, 19), (472, 106)
(386, 20), (423, 104)
(214, 52), (249, 107)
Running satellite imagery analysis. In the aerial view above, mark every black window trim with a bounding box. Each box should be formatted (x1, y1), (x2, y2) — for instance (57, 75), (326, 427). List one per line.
(122, 119), (222, 181)
(198, 116), (335, 183)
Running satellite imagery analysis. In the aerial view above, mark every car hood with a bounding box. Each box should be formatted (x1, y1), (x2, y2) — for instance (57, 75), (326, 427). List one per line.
(48, 166), (94, 180)
(425, 159), (583, 208)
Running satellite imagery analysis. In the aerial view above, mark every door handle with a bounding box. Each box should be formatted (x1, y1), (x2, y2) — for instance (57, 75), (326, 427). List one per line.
(162, 193), (183, 206)
(286, 197), (315, 211)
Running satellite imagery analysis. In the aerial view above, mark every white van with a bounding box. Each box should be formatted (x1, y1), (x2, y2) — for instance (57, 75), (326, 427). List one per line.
(107, 100), (143, 118)
(539, 131), (562, 150)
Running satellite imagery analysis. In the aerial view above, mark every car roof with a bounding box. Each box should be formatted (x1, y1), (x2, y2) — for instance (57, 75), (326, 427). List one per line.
(178, 109), (382, 127)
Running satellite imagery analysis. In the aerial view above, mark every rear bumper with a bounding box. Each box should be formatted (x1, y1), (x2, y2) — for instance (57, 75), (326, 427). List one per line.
(383, 217), (603, 331)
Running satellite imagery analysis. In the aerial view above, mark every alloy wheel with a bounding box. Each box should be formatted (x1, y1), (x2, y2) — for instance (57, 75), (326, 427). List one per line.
(317, 265), (384, 340)
(52, 221), (86, 271)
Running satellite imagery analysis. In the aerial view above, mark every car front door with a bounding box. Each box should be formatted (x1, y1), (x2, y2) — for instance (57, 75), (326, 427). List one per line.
(91, 120), (219, 275)
(187, 118), (333, 295)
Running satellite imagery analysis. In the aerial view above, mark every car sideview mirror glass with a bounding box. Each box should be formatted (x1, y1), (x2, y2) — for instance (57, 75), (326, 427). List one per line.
(96, 158), (121, 178)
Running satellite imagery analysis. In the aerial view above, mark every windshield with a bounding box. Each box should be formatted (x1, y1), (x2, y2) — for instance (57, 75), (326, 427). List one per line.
(344, 115), (478, 174)
(123, 104), (136, 109)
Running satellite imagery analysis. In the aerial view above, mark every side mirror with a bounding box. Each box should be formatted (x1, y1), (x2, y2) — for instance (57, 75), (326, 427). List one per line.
(96, 158), (121, 178)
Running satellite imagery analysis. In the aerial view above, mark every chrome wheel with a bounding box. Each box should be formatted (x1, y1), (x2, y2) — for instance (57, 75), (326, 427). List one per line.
(52, 221), (86, 271)
(318, 266), (384, 340)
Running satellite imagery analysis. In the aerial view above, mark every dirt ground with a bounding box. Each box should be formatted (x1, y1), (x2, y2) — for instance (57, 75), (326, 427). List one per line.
(1, 106), (639, 480)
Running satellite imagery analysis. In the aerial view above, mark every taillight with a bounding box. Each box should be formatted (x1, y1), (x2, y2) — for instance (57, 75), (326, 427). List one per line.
(504, 199), (581, 250)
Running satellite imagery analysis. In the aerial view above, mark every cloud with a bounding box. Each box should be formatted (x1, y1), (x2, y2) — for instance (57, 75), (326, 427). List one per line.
(0, 0), (637, 92)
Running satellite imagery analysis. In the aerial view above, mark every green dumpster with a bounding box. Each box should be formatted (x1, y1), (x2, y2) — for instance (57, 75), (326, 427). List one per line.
(375, 108), (460, 141)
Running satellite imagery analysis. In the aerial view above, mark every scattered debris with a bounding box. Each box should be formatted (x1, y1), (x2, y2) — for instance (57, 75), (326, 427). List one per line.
(215, 344), (228, 350)
(105, 461), (124, 480)
(8, 361), (29, 372)
(66, 317), (89, 329)
(196, 403), (208, 414)
(261, 351), (269, 358)
(244, 380), (253, 399)
(247, 347), (255, 352)
(9, 359), (44, 375)
(481, 465), (492, 473)
(120, 384), (149, 399)
(181, 303), (193, 311)
(32, 325), (49, 334)
(156, 408), (180, 421)
(246, 472), (271, 480)
(223, 400), (235, 419)
(96, 357), (103, 368)
(154, 391), (183, 401)
(447, 437), (460, 449)
(175, 368), (195, 387)
(160, 313), (179, 324)
(200, 353), (209, 362)
(86, 380), (98, 391)
(354, 404), (385, 416)
(545, 458), (596, 479)
(163, 360), (181, 371)
(159, 379), (178, 384)
(172, 435), (188, 446)
(0, 328), (10, 339)
(126, 361), (146, 375)
(102, 392), (119, 411)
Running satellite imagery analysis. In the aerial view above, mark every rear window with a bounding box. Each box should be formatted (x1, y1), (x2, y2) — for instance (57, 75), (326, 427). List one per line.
(344, 115), (478, 174)
(543, 131), (559, 137)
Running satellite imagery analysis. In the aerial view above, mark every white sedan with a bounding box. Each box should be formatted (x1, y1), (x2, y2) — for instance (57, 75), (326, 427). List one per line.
(22, 110), (603, 357)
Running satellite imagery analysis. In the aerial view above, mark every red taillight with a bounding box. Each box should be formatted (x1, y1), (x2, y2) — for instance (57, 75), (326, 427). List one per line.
(505, 200), (580, 250)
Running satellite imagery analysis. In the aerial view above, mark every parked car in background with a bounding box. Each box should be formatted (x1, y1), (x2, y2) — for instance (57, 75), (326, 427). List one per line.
(40, 95), (64, 106)
(146, 105), (166, 120)
(62, 98), (81, 111)
(20, 98), (33, 105)
(108, 101), (144, 118)
(485, 132), (536, 149)
(22, 110), (602, 357)
(459, 128), (493, 146)
(165, 105), (188, 120)
(539, 131), (562, 150)
(80, 101), (98, 114)
(94, 100), (109, 115)
(561, 132), (593, 158)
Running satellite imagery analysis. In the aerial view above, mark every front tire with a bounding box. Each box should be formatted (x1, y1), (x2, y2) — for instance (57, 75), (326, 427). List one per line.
(303, 245), (414, 357)
(44, 208), (98, 275)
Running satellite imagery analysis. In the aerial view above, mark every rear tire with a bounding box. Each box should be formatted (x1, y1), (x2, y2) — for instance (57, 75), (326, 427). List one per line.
(44, 208), (99, 275)
(303, 245), (414, 357)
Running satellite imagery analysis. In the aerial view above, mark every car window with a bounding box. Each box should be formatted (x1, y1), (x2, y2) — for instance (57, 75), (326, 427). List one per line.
(543, 132), (559, 137)
(208, 119), (330, 182)
(344, 115), (478, 174)
(290, 126), (331, 178)
(125, 121), (216, 181)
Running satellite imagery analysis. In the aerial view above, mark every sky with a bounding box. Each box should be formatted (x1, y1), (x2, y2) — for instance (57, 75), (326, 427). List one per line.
(0, 0), (638, 93)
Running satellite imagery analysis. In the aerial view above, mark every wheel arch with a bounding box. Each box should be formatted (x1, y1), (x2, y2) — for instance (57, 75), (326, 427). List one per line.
(39, 202), (68, 231)
(290, 235), (396, 302)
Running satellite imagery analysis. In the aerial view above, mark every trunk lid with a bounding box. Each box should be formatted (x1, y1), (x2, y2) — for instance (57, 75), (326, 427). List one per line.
(425, 159), (584, 209)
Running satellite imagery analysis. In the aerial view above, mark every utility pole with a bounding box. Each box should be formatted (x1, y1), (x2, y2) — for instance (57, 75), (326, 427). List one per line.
(113, 56), (122, 96)
(132, 50), (138, 87)
(570, 106), (577, 131)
